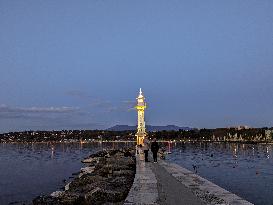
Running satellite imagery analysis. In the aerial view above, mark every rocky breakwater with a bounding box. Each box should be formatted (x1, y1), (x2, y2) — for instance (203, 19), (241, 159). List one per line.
(33, 148), (136, 205)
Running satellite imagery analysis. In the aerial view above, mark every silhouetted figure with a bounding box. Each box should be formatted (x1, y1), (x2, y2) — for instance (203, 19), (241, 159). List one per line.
(151, 138), (159, 163)
(143, 138), (150, 162)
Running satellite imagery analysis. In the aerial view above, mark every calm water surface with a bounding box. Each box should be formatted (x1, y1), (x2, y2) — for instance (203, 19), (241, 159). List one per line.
(165, 142), (273, 205)
(0, 142), (134, 205)
(1, 142), (273, 205)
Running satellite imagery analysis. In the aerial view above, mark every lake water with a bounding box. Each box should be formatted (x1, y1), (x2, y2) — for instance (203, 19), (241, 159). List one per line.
(0, 142), (134, 205)
(165, 142), (273, 205)
(1, 142), (272, 205)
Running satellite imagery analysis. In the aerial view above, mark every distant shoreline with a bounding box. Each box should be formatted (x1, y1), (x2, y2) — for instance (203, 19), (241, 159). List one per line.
(1, 140), (273, 144)
(1, 128), (272, 144)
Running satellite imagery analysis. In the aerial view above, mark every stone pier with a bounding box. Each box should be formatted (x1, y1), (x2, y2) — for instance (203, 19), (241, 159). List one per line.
(124, 155), (159, 204)
(124, 153), (254, 205)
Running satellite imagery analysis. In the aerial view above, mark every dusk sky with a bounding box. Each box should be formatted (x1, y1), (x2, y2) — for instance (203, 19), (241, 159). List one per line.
(1, 0), (273, 132)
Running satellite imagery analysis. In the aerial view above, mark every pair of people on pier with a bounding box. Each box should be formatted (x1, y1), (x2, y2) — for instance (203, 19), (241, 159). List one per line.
(141, 138), (159, 163)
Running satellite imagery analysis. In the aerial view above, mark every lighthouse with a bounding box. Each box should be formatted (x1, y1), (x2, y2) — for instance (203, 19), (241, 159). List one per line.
(135, 88), (147, 145)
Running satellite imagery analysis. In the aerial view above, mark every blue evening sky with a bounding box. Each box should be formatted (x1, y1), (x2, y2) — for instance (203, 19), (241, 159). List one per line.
(0, 0), (273, 132)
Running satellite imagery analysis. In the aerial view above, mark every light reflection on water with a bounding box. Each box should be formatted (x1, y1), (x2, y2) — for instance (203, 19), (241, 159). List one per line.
(164, 142), (273, 205)
(0, 142), (134, 205)
(2, 142), (272, 205)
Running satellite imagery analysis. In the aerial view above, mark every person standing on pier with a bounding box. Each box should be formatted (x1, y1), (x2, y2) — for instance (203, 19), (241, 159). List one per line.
(143, 138), (150, 162)
(151, 138), (159, 163)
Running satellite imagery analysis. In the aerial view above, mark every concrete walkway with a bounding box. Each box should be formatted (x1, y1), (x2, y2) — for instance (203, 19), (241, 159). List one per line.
(124, 154), (203, 205)
(124, 155), (159, 205)
(159, 160), (253, 205)
(151, 163), (204, 205)
(124, 154), (253, 205)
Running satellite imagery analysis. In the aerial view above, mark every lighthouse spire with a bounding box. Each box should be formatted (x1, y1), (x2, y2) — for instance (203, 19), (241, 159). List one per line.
(135, 88), (147, 145)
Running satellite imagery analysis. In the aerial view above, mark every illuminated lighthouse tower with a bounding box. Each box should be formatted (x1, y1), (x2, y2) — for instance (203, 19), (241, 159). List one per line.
(135, 88), (147, 145)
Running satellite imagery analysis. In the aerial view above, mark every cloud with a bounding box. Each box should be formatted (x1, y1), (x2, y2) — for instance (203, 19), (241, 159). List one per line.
(105, 106), (118, 113)
(88, 99), (120, 113)
(0, 104), (79, 119)
(121, 100), (135, 111)
(66, 90), (92, 100)
(66, 89), (136, 114)
(0, 114), (106, 133)
(66, 90), (118, 113)
(90, 100), (112, 108)
(122, 100), (135, 105)
(21, 106), (78, 113)
(0, 104), (110, 132)
(91, 100), (136, 113)
(89, 100), (136, 113)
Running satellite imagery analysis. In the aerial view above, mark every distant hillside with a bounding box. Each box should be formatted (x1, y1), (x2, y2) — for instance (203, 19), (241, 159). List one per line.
(107, 125), (193, 131)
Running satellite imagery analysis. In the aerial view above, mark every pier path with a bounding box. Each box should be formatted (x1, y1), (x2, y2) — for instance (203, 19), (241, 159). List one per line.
(124, 154), (254, 205)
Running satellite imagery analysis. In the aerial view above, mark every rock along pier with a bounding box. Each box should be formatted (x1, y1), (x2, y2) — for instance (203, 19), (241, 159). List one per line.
(33, 148), (136, 205)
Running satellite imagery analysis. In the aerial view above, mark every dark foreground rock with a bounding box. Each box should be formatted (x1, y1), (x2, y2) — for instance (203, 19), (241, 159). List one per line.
(33, 148), (136, 205)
